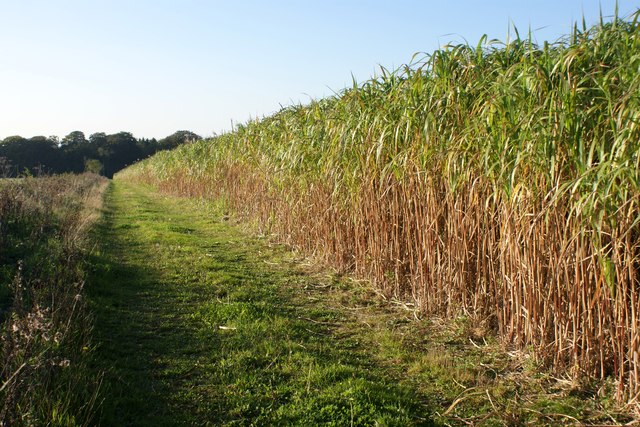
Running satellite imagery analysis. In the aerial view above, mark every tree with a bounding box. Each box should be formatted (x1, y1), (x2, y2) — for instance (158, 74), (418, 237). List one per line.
(100, 132), (141, 178)
(0, 136), (58, 175)
(0, 157), (12, 177)
(136, 137), (158, 158)
(158, 130), (201, 150)
(60, 131), (93, 173)
(61, 131), (87, 147)
(89, 132), (107, 147)
(0, 129), (202, 178)
(84, 158), (103, 174)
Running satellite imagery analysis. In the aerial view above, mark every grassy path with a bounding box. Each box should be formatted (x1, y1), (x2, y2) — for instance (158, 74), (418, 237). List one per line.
(88, 180), (435, 426)
(86, 180), (630, 426)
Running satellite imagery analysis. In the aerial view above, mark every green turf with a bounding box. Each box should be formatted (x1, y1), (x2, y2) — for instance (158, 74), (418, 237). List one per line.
(87, 180), (434, 426)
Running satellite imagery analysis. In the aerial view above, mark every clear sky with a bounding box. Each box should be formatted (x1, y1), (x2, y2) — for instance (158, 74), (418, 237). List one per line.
(0, 0), (637, 140)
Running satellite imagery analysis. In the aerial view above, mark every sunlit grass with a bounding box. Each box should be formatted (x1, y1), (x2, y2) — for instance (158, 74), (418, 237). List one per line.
(88, 181), (434, 425)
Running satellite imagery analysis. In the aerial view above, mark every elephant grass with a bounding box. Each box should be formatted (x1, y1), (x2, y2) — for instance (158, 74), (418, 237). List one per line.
(121, 12), (640, 404)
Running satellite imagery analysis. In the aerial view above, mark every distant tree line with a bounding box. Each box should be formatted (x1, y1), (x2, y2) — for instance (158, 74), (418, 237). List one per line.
(0, 130), (201, 178)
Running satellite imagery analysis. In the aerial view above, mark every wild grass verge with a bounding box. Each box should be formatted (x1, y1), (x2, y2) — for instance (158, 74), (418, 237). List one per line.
(0, 173), (108, 426)
(121, 11), (640, 407)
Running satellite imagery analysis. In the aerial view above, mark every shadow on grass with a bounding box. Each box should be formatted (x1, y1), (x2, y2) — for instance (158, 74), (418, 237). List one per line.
(87, 206), (205, 425)
(87, 182), (435, 426)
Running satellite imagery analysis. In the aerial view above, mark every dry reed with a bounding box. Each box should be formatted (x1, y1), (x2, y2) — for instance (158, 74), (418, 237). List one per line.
(121, 13), (640, 403)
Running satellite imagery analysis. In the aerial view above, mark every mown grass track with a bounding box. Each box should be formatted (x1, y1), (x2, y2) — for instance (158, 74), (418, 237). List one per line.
(88, 180), (433, 426)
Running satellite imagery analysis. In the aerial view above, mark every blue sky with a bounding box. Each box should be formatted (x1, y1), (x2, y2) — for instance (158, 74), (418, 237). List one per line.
(0, 0), (637, 140)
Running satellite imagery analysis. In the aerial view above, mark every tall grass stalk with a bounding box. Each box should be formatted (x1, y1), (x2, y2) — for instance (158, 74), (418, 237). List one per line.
(121, 13), (640, 402)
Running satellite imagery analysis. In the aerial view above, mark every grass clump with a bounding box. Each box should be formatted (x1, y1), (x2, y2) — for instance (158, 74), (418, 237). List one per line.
(121, 11), (640, 403)
(0, 173), (108, 426)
